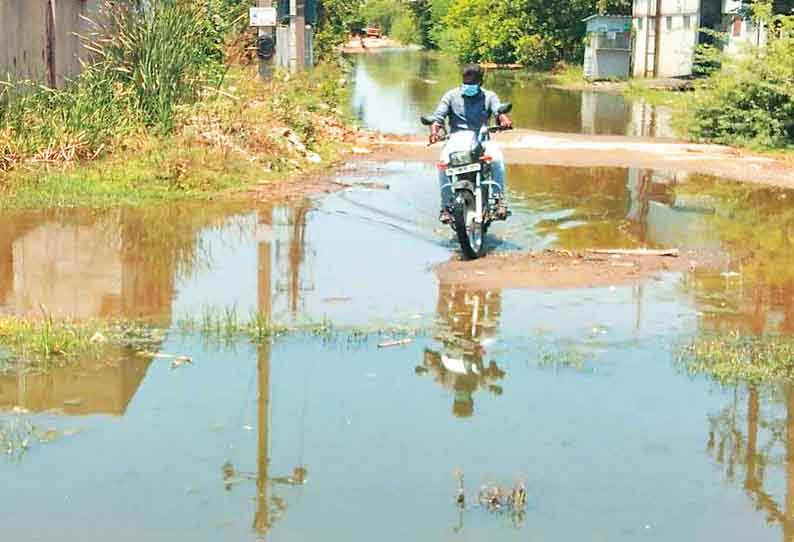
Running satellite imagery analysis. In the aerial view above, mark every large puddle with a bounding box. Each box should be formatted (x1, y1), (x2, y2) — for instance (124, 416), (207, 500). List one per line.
(351, 50), (675, 138)
(3, 54), (794, 541)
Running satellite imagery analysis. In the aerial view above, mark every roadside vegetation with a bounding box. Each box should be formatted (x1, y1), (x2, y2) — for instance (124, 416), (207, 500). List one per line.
(0, 0), (357, 208)
(688, 10), (794, 148)
(545, 2), (794, 152)
(414, 0), (631, 67)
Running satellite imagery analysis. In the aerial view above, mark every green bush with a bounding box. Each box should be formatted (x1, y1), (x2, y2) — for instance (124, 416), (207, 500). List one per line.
(516, 35), (557, 69)
(689, 15), (794, 148)
(391, 12), (422, 45)
(361, 0), (404, 34)
(314, 0), (364, 61)
(436, 0), (631, 64)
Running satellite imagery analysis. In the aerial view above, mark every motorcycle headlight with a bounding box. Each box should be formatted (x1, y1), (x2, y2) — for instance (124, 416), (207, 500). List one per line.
(449, 150), (474, 166)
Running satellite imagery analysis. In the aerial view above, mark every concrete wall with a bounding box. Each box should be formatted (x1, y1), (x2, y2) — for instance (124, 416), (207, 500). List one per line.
(0, 0), (101, 87)
(633, 0), (701, 78)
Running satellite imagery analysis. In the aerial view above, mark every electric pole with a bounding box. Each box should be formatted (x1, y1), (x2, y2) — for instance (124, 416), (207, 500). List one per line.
(289, 0), (307, 72)
(256, 0), (276, 80)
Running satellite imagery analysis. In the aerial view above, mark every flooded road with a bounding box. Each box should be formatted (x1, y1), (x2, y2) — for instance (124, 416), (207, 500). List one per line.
(4, 53), (794, 542)
(351, 51), (674, 138)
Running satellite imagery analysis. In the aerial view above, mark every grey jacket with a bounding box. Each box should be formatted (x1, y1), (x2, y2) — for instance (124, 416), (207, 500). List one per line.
(431, 87), (504, 133)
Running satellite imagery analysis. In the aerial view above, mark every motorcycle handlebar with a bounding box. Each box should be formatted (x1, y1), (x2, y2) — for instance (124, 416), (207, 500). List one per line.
(427, 125), (511, 146)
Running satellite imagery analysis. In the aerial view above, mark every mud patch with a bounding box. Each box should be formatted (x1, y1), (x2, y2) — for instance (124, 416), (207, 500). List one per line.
(436, 249), (725, 290)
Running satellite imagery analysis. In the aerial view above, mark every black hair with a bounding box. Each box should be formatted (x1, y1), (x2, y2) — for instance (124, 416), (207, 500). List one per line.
(462, 64), (484, 85)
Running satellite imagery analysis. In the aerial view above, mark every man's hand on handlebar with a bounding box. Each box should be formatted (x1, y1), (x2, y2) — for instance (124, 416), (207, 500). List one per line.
(429, 122), (443, 145)
(498, 114), (513, 130)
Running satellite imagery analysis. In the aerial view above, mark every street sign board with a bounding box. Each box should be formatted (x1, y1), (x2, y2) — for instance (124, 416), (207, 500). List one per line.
(250, 7), (277, 27)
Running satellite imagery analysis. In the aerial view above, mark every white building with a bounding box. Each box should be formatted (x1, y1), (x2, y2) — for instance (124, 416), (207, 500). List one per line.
(632, 0), (794, 78)
(632, 0), (710, 78)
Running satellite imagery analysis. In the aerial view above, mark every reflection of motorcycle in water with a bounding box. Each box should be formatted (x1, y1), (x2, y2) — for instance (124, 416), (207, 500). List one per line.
(416, 281), (506, 418)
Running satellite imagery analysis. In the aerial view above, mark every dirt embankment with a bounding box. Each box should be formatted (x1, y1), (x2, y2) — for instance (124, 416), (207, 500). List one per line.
(375, 129), (794, 189)
(342, 37), (415, 54)
(436, 249), (725, 290)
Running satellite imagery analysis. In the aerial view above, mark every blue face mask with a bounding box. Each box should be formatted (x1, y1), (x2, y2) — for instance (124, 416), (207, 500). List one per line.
(461, 84), (481, 97)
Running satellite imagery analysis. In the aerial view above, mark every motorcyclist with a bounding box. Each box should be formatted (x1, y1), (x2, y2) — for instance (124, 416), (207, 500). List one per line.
(429, 64), (512, 224)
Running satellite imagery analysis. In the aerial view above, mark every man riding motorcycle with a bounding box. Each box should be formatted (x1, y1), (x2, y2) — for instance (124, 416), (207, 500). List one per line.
(429, 64), (513, 224)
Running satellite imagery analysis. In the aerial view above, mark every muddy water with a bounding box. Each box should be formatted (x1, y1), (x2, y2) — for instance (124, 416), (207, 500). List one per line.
(4, 63), (794, 541)
(350, 50), (674, 137)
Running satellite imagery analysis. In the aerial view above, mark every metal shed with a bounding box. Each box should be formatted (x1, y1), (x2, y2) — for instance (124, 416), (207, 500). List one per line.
(582, 14), (633, 81)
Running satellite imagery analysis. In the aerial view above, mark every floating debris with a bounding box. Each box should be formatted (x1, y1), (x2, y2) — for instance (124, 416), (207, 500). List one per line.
(170, 356), (193, 370)
(454, 472), (527, 515)
(377, 338), (413, 349)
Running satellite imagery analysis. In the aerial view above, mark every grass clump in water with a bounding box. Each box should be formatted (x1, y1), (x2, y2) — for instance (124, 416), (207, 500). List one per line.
(0, 417), (35, 461)
(680, 332), (794, 384)
(0, 315), (165, 368)
(177, 306), (426, 346)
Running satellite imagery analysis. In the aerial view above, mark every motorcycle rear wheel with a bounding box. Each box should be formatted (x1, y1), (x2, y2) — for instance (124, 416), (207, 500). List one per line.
(452, 193), (485, 260)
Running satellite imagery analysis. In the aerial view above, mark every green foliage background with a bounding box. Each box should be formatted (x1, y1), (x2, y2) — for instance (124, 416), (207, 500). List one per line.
(430, 0), (632, 67)
(689, 9), (794, 148)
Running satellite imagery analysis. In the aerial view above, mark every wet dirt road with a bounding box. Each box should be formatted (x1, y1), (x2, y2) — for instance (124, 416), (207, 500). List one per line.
(3, 52), (794, 542)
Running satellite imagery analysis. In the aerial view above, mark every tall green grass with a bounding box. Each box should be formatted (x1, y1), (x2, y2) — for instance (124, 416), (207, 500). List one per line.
(0, 0), (243, 171)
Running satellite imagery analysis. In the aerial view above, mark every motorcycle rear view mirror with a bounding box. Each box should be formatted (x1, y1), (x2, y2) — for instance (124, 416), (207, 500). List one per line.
(420, 116), (436, 126)
(497, 103), (512, 115)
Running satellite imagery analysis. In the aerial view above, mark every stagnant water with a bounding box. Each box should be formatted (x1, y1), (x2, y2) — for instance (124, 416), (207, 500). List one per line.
(351, 50), (675, 138)
(3, 55), (794, 541)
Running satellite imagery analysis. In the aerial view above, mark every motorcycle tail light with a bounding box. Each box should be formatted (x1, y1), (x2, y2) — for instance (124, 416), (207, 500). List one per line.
(480, 155), (493, 163)
(436, 162), (448, 170)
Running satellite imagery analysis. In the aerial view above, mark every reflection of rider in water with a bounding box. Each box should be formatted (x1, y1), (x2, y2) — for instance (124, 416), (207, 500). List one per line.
(416, 281), (506, 418)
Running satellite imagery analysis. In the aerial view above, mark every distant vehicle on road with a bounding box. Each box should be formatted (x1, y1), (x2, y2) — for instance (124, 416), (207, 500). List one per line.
(365, 23), (382, 39)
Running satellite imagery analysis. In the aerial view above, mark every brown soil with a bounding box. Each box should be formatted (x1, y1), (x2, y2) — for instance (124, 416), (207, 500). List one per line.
(342, 37), (411, 54)
(435, 249), (726, 290)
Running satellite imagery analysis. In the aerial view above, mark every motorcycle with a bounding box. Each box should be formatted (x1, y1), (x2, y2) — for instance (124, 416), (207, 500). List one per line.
(421, 104), (513, 260)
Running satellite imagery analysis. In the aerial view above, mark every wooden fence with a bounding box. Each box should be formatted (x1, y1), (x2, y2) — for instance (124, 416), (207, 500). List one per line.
(0, 0), (101, 88)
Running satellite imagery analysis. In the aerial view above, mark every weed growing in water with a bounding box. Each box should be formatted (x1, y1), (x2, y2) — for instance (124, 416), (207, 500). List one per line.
(177, 306), (426, 347)
(680, 332), (794, 384)
(0, 417), (34, 461)
(528, 332), (595, 371)
(0, 316), (165, 368)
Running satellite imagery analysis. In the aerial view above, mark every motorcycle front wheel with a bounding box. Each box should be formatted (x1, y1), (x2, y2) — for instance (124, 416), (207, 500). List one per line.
(452, 192), (485, 260)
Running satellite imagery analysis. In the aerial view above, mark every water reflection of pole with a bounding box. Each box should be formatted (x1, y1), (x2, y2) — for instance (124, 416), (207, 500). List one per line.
(288, 204), (310, 315)
(710, 384), (794, 540)
(745, 387), (759, 495)
(254, 208), (273, 537)
(785, 387), (794, 542)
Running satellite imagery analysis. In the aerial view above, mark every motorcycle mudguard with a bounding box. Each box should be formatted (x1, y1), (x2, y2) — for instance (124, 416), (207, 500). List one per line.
(452, 179), (475, 192)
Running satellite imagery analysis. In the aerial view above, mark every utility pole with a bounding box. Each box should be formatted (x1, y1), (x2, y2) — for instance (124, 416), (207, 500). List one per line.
(256, 0), (277, 81)
(289, 0), (307, 72)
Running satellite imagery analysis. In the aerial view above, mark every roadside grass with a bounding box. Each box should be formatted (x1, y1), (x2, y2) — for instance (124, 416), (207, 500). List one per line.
(0, 64), (355, 209)
(544, 64), (586, 88)
(680, 332), (794, 384)
(0, 0), (356, 209)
